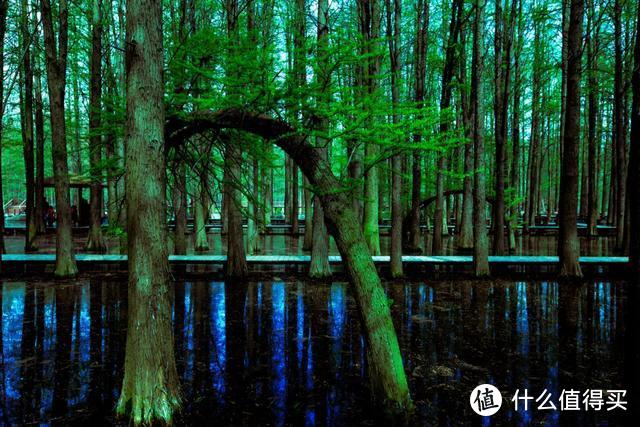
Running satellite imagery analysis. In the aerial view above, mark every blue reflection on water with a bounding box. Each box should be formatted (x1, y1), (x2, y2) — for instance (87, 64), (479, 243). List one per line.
(271, 282), (286, 425)
(328, 283), (346, 424)
(210, 282), (226, 396)
(70, 285), (90, 406)
(2, 283), (25, 403)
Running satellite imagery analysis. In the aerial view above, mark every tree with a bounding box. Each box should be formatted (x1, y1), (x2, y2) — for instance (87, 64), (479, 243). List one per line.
(0, 0), (6, 259)
(116, 0), (181, 423)
(628, 0), (640, 279)
(558, 0), (584, 278)
(407, 0), (429, 252)
(472, 0), (489, 276)
(358, 0), (382, 256)
(86, 0), (107, 252)
(20, 0), (37, 251)
(386, 0), (402, 277)
(41, 0), (78, 277)
(434, 0), (462, 254)
(308, 0), (331, 278)
(168, 108), (413, 414)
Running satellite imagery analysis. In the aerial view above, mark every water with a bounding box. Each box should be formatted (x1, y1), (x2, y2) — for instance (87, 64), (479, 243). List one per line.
(0, 277), (631, 425)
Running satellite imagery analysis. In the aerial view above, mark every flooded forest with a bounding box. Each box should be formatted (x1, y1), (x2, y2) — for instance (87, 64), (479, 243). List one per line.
(1, 0), (640, 424)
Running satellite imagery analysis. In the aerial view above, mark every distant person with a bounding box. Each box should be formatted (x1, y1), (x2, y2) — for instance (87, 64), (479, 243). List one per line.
(45, 206), (56, 227)
(71, 205), (79, 226)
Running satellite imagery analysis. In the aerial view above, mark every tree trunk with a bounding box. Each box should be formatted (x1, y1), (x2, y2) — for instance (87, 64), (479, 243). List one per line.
(472, 0), (489, 276)
(20, 0), (37, 251)
(224, 0), (248, 276)
(302, 180), (313, 250)
(407, 0), (429, 253)
(386, 0), (403, 277)
(434, 0), (461, 255)
(194, 175), (210, 251)
(34, 38), (46, 236)
(86, 0), (107, 252)
(586, 4), (599, 237)
(247, 158), (262, 254)
(169, 108), (414, 413)
(172, 162), (187, 254)
(359, 0), (382, 256)
(117, 0), (180, 423)
(41, 0), (78, 277)
(309, 0), (331, 278)
(614, 0), (627, 249)
(0, 0), (6, 258)
(628, 0), (640, 279)
(558, 0), (584, 278)
(457, 22), (473, 251)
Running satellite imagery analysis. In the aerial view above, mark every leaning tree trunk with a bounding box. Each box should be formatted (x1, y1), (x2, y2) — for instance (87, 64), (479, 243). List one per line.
(558, 0), (584, 278)
(116, 0), (181, 423)
(86, 0), (107, 252)
(41, 0), (77, 277)
(168, 107), (413, 414)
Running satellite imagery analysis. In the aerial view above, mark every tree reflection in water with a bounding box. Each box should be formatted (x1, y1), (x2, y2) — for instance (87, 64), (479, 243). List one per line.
(0, 277), (633, 425)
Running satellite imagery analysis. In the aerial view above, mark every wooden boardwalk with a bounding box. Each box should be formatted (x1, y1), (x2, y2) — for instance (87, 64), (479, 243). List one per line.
(1, 254), (628, 266)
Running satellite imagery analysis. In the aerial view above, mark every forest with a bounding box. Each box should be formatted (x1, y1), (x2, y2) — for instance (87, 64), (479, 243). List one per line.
(1, 0), (640, 424)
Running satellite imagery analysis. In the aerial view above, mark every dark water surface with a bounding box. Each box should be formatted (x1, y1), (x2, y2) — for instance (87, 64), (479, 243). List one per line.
(0, 277), (632, 425)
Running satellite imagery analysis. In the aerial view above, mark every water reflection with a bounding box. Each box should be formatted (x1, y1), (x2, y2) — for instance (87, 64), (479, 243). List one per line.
(0, 278), (632, 425)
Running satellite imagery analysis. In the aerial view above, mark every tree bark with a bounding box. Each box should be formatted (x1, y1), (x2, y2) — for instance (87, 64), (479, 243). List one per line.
(359, 0), (382, 256)
(472, 0), (489, 276)
(628, 0), (640, 279)
(86, 0), (107, 252)
(614, 0), (627, 249)
(309, 0), (331, 278)
(33, 29), (46, 236)
(0, 0), (6, 258)
(116, 0), (181, 423)
(586, 2), (599, 237)
(407, 0), (429, 253)
(457, 20), (473, 251)
(558, 0), (584, 278)
(20, 0), (37, 251)
(386, 0), (403, 277)
(41, 0), (77, 277)
(433, 0), (461, 255)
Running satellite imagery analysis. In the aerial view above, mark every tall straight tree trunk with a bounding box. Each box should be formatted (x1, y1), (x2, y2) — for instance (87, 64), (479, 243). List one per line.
(492, 0), (506, 254)
(558, 0), (584, 278)
(20, 0), (37, 251)
(194, 173), (210, 251)
(586, 2), (599, 236)
(224, 0), (248, 276)
(628, 0), (640, 279)
(309, 0), (331, 278)
(614, 0), (627, 249)
(386, 0), (402, 277)
(359, 0), (382, 256)
(407, 0), (429, 252)
(508, 0), (523, 251)
(86, 0), (107, 252)
(434, 0), (462, 254)
(457, 23), (473, 251)
(33, 36), (46, 236)
(116, 0), (181, 423)
(302, 178), (313, 250)
(472, 0), (489, 276)
(526, 20), (542, 230)
(41, 0), (77, 277)
(0, 0), (6, 258)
